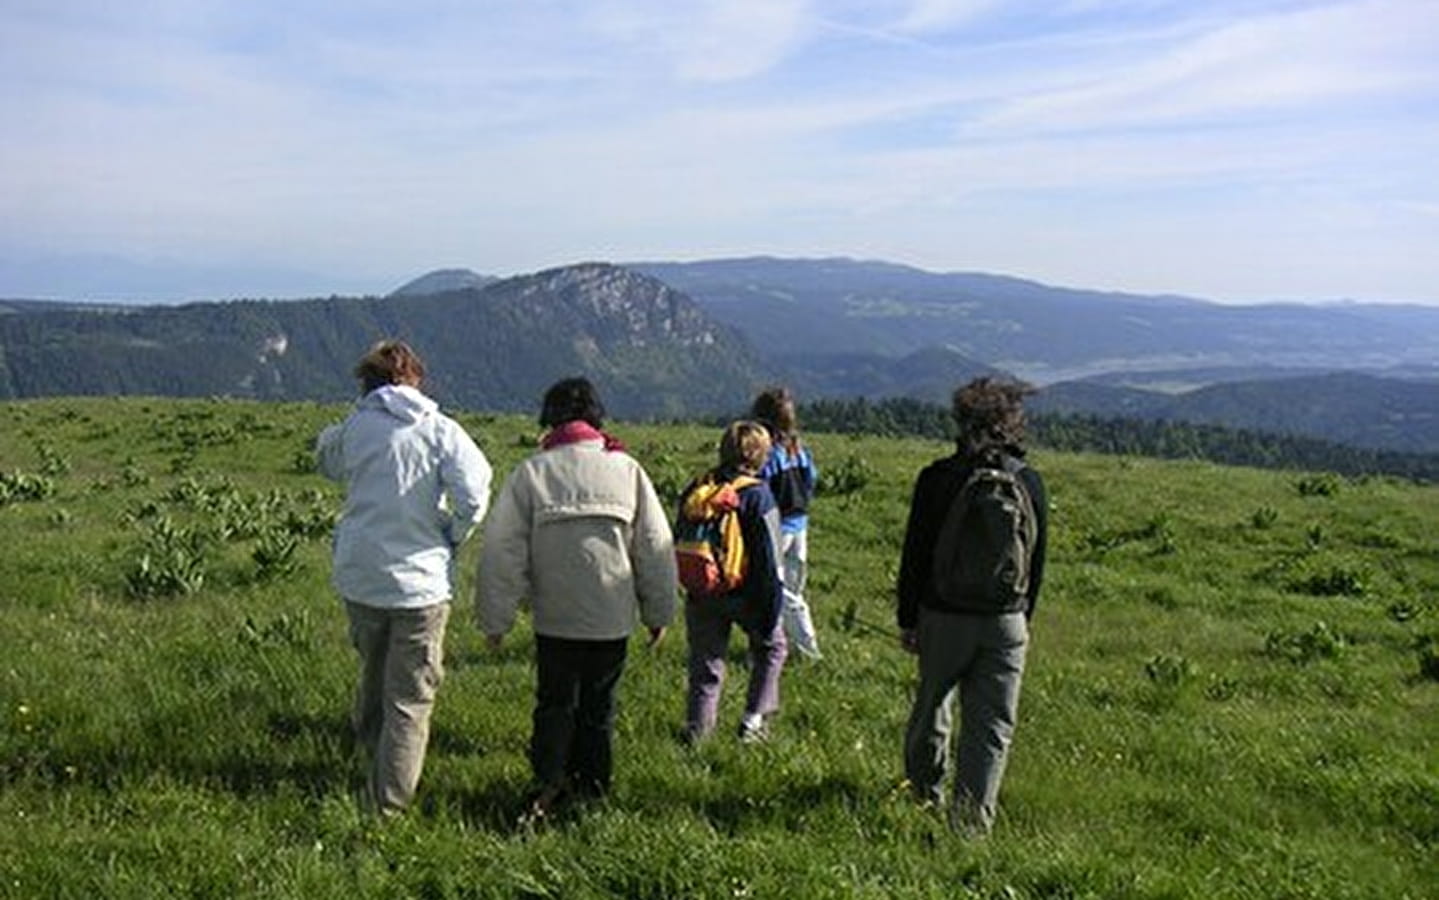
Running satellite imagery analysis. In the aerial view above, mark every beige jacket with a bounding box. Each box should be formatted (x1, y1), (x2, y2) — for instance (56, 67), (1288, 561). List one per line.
(477, 438), (677, 641)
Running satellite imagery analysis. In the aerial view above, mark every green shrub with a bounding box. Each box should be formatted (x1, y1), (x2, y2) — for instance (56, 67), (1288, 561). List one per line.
(1265, 621), (1346, 664)
(239, 611), (315, 651)
(1145, 653), (1195, 689)
(1387, 600), (1420, 623)
(0, 470), (56, 505)
(1291, 563), (1368, 598)
(1417, 634), (1439, 682)
(120, 460), (151, 488)
(291, 446), (318, 474)
(1296, 472), (1342, 497)
(1249, 505), (1279, 529)
(823, 454), (874, 496)
(282, 503), (337, 540)
(251, 529), (300, 581)
(124, 517), (210, 599)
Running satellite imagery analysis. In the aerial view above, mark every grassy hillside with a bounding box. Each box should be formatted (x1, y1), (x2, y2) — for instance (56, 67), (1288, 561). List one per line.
(2, 397), (1435, 899)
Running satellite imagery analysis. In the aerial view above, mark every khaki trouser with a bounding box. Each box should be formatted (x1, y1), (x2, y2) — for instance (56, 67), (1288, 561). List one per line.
(346, 600), (449, 814)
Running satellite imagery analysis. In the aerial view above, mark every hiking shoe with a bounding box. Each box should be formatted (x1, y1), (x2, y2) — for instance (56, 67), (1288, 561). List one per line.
(517, 782), (566, 829)
(737, 719), (770, 744)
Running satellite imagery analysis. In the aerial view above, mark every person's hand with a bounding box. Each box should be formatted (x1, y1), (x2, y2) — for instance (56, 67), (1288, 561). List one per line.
(899, 628), (919, 655)
(486, 633), (504, 651)
(646, 626), (667, 650)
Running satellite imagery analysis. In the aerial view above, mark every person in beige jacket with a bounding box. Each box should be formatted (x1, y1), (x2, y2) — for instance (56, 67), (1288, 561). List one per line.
(478, 377), (676, 820)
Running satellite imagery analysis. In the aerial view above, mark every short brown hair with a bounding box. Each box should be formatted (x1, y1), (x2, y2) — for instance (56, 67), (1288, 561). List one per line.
(718, 420), (772, 474)
(354, 340), (425, 393)
(952, 376), (1034, 459)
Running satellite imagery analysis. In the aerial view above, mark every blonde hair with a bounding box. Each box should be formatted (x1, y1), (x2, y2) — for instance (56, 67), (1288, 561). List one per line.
(718, 420), (772, 473)
(354, 340), (425, 393)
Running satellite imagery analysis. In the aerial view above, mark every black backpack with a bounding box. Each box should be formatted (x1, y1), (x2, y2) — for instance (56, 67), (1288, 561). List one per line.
(931, 456), (1037, 613)
(766, 442), (812, 518)
(770, 463), (811, 518)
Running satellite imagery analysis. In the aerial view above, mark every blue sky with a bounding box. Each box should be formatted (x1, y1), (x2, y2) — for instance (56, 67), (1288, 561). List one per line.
(2, 0), (1436, 303)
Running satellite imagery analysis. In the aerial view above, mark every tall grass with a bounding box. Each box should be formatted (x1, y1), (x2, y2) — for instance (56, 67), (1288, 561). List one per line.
(2, 397), (1435, 899)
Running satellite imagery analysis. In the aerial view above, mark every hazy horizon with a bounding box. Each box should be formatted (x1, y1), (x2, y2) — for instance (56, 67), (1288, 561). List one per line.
(4, 253), (1438, 310)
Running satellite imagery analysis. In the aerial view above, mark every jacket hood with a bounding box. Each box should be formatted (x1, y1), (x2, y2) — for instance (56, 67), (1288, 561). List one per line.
(360, 384), (438, 424)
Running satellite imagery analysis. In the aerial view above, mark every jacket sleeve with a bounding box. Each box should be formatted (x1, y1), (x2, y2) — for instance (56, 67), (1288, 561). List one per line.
(476, 470), (529, 638)
(315, 422), (346, 482)
(630, 463), (678, 629)
(897, 464), (948, 630)
(740, 487), (784, 634)
(440, 419), (493, 548)
(757, 447), (781, 480)
(1021, 467), (1049, 620)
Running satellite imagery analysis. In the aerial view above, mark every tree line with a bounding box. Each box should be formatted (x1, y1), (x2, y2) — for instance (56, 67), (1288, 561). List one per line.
(798, 396), (1439, 482)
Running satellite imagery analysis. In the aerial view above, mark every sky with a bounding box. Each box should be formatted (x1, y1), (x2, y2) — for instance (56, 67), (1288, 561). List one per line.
(2, 0), (1437, 304)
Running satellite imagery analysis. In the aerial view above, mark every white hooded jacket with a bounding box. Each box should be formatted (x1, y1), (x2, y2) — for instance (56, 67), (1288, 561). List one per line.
(317, 385), (492, 609)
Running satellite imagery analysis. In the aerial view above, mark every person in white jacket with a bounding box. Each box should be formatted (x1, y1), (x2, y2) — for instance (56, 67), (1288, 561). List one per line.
(479, 377), (676, 820)
(316, 340), (492, 815)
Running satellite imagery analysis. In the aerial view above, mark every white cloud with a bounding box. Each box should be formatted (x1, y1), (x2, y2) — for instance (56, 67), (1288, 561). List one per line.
(586, 0), (812, 82)
(891, 0), (1001, 33)
(974, 0), (1439, 135)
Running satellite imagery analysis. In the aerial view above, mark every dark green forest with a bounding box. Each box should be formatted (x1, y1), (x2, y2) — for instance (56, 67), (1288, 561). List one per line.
(799, 396), (1439, 482)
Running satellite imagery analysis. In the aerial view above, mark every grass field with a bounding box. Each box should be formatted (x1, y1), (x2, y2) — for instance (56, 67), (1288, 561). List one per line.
(2, 396), (1436, 899)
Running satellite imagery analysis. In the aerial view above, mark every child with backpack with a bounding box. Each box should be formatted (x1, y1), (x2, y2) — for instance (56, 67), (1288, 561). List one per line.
(751, 387), (821, 660)
(896, 377), (1048, 836)
(677, 420), (787, 744)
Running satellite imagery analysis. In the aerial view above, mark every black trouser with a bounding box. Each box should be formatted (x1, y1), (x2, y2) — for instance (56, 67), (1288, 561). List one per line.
(531, 634), (629, 796)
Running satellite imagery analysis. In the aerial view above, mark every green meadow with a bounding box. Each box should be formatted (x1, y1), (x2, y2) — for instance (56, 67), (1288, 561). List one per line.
(2, 396), (1435, 899)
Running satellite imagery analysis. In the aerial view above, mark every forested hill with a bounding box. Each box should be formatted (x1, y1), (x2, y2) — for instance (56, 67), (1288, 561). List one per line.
(1032, 371), (1439, 455)
(799, 395), (1439, 482)
(632, 257), (1439, 381)
(0, 264), (766, 419)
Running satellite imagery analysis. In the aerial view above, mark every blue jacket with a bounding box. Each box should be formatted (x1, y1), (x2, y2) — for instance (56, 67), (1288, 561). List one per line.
(757, 442), (817, 535)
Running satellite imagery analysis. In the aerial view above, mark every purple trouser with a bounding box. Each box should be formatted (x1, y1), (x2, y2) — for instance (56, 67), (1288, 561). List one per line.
(684, 595), (788, 737)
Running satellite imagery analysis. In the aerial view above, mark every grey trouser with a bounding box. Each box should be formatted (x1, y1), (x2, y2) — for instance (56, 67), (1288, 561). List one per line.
(903, 607), (1028, 834)
(685, 597), (788, 737)
(346, 600), (449, 814)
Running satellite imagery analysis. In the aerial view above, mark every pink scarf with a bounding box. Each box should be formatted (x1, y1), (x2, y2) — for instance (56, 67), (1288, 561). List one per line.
(540, 420), (626, 452)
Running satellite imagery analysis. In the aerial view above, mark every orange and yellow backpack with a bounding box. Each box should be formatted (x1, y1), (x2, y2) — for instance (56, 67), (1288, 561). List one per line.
(674, 473), (759, 598)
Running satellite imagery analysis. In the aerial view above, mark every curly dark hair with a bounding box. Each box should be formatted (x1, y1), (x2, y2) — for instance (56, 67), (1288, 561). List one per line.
(951, 376), (1035, 460)
(539, 376), (606, 429)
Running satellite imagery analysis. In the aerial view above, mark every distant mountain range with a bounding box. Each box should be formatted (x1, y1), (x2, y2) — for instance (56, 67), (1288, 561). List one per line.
(632, 257), (1439, 382)
(3, 256), (1438, 453)
(0, 264), (764, 419)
